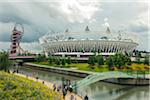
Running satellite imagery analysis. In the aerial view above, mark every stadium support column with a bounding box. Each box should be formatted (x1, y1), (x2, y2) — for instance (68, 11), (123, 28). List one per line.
(62, 54), (65, 57)
(96, 52), (99, 56)
(77, 54), (80, 58)
(45, 52), (48, 57)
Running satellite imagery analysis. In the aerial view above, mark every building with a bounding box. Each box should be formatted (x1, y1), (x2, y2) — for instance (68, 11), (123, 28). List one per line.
(39, 26), (138, 59)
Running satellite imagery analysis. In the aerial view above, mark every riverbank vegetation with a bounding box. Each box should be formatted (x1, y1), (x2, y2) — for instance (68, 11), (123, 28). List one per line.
(0, 71), (61, 100)
(33, 62), (109, 72)
(0, 51), (12, 72)
(34, 53), (149, 73)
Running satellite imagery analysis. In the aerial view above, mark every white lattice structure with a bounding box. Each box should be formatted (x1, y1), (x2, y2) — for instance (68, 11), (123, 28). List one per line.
(39, 27), (138, 57)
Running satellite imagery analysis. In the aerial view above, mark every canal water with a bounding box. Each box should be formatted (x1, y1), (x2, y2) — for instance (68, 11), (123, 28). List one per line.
(19, 66), (149, 100)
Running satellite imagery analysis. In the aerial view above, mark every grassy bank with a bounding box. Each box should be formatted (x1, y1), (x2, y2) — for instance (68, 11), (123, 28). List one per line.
(32, 62), (150, 74)
(33, 62), (109, 72)
(0, 71), (62, 100)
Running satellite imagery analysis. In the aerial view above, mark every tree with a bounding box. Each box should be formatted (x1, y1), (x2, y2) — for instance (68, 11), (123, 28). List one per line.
(135, 51), (141, 64)
(52, 56), (56, 63)
(113, 53), (133, 69)
(106, 56), (113, 70)
(0, 51), (12, 72)
(48, 56), (53, 64)
(117, 53), (125, 68)
(36, 54), (46, 62)
(66, 57), (71, 64)
(144, 55), (149, 65)
(55, 57), (61, 65)
(124, 55), (132, 65)
(88, 56), (96, 66)
(97, 55), (104, 66)
(112, 53), (127, 69)
(112, 53), (118, 67)
(61, 58), (66, 66)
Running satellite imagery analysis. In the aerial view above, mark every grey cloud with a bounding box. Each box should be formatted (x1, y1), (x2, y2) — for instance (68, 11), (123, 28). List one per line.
(0, 3), (31, 24)
(130, 24), (148, 33)
(0, 14), (31, 25)
(0, 32), (10, 41)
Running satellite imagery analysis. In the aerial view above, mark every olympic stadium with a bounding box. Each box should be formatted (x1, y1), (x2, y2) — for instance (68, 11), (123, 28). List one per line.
(39, 26), (138, 58)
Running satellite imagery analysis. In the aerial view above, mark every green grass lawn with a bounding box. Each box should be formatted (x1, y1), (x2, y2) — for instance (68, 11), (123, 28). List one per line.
(33, 62), (109, 72)
(0, 71), (62, 100)
(32, 62), (150, 74)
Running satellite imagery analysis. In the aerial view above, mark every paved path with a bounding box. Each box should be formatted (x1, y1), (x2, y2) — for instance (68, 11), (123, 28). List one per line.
(13, 72), (83, 100)
(145, 74), (150, 79)
(25, 62), (96, 75)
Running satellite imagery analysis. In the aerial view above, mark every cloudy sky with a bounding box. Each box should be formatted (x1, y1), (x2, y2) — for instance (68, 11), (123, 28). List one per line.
(0, 0), (149, 52)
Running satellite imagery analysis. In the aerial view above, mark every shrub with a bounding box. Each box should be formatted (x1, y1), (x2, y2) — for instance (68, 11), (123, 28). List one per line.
(97, 55), (104, 66)
(144, 55), (149, 65)
(112, 53), (132, 69)
(66, 57), (71, 64)
(88, 56), (96, 66)
(0, 51), (12, 72)
(61, 58), (66, 66)
(36, 54), (46, 62)
(48, 56), (53, 65)
(106, 56), (113, 70)
(55, 58), (61, 65)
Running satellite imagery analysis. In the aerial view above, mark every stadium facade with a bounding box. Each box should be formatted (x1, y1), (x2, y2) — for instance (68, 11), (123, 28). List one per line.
(39, 26), (138, 58)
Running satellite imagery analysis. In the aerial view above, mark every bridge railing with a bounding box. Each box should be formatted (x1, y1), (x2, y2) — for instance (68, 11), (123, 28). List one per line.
(71, 71), (136, 89)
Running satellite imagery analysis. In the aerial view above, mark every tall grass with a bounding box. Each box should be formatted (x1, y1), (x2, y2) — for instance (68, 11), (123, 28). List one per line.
(0, 71), (62, 100)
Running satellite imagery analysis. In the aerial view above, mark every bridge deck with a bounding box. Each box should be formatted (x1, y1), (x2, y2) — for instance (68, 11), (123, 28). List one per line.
(71, 71), (135, 89)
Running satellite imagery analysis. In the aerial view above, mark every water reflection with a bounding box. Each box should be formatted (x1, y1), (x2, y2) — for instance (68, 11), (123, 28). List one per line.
(19, 66), (149, 100)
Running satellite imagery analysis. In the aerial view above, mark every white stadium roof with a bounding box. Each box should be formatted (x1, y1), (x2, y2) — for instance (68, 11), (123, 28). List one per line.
(39, 26), (139, 55)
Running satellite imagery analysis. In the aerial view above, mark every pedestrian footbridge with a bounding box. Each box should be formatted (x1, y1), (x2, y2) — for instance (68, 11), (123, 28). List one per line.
(71, 71), (135, 89)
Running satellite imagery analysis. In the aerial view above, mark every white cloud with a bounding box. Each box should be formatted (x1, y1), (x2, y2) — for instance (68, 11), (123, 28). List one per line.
(55, 0), (101, 23)
(89, 19), (96, 23)
(129, 11), (148, 32)
(102, 17), (110, 28)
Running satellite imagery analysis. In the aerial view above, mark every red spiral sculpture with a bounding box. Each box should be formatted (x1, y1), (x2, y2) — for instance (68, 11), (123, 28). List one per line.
(10, 23), (24, 56)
